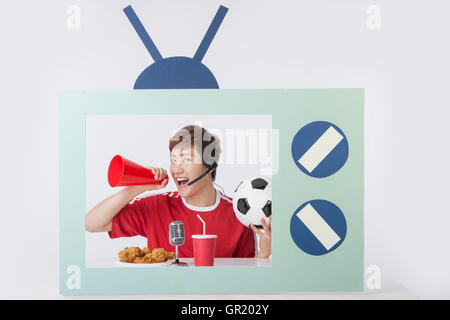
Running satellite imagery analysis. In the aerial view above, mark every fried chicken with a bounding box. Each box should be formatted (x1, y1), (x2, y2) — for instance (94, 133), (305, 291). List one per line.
(142, 253), (154, 263)
(150, 248), (167, 263)
(133, 257), (145, 264)
(118, 247), (142, 263)
(165, 251), (176, 260)
(118, 247), (176, 263)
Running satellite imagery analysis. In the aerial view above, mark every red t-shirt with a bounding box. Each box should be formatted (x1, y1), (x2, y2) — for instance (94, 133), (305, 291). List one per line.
(109, 191), (256, 258)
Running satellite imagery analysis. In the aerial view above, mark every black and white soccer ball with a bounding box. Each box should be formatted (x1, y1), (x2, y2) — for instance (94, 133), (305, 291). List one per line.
(233, 177), (272, 229)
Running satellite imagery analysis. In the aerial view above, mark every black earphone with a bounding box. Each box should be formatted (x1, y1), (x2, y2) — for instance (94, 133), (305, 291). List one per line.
(187, 136), (218, 186)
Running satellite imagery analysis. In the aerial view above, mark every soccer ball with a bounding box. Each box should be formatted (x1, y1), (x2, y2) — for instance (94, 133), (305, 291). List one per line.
(233, 177), (272, 229)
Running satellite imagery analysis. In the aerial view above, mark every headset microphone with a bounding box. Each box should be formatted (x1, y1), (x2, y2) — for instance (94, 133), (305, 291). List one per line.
(187, 162), (217, 186)
(187, 136), (218, 186)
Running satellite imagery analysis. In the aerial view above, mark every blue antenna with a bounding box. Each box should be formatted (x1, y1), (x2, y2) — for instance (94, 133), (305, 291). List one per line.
(123, 5), (163, 62)
(123, 5), (229, 89)
(194, 5), (228, 62)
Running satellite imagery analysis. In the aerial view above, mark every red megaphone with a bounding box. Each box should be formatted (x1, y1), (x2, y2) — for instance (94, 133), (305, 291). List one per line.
(107, 155), (168, 187)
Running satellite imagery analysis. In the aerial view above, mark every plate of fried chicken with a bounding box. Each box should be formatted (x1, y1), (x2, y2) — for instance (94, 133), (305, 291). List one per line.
(116, 247), (176, 267)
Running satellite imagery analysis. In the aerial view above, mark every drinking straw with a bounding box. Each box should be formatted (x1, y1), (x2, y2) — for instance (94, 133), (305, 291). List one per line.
(196, 214), (206, 235)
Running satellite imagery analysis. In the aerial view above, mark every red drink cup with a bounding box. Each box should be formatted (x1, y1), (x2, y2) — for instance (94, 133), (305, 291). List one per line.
(192, 235), (217, 266)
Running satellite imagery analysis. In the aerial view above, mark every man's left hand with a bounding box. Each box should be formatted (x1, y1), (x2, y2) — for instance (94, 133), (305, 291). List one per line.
(251, 215), (272, 258)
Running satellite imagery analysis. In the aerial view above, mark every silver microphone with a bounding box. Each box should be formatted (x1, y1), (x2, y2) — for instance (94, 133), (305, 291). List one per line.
(169, 221), (185, 264)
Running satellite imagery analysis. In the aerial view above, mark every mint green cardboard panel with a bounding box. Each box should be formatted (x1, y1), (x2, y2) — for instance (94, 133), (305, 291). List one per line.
(59, 89), (364, 294)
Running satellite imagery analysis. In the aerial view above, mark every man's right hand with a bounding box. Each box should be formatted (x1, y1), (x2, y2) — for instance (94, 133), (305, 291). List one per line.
(125, 167), (169, 195)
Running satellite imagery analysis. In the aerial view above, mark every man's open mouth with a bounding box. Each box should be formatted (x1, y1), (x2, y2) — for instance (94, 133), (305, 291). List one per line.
(176, 177), (190, 189)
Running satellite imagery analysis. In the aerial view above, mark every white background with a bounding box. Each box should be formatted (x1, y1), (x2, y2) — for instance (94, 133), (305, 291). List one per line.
(1, 0), (449, 299)
(85, 114), (272, 267)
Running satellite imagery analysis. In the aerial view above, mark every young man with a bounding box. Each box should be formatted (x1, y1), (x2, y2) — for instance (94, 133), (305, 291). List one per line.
(85, 125), (271, 258)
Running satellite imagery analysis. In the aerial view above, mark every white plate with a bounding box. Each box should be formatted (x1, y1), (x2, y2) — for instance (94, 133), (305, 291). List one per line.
(115, 259), (174, 267)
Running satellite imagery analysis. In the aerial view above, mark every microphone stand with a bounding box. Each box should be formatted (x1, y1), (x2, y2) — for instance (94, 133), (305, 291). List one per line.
(172, 245), (188, 266)
(169, 221), (188, 266)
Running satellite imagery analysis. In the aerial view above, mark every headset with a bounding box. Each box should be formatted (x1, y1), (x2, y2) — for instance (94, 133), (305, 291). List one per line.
(187, 136), (218, 186)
